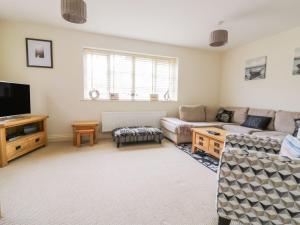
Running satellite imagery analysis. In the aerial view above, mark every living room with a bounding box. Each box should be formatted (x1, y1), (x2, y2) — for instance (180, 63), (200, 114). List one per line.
(0, 1), (299, 225)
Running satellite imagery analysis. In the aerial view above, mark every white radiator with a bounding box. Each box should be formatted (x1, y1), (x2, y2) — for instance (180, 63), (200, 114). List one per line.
(101, 111), (167, 132)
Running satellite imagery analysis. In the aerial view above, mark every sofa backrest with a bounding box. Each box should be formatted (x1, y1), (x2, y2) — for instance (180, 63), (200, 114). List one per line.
(248, 108), (276, 130)
(205, 106), (219, 122)
(179, 105), (206, 122)
(224, 107), (249, 124)
(275, 110), (300, 134)
(179, 106), (300, 133)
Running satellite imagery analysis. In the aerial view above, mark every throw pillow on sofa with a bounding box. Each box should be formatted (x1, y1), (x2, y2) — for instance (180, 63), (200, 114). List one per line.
(293, 118), (300, 137)
(216, 108), (233, 123)
(241, 115), (271, 130)
(280, 134), (300, 158)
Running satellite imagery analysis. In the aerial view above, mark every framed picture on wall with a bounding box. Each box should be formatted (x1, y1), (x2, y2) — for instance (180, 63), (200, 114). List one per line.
(292, 47), (300, 75)
(26, 38), (53, 68)
(245, 56), (267, 80)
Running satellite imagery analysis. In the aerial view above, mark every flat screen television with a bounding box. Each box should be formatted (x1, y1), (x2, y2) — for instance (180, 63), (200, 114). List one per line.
(0, 82), (31, 117)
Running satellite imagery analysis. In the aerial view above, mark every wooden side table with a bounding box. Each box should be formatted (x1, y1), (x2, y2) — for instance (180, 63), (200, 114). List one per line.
(72, 121), (99, 147)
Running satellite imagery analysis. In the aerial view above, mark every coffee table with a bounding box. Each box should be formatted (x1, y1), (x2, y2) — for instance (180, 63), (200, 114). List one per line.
(192, 127), (227, 159)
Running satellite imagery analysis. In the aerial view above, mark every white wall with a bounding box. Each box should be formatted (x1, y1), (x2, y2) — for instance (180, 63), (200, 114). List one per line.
(220, 26), (300, 112)
(0, 20), (221, 141)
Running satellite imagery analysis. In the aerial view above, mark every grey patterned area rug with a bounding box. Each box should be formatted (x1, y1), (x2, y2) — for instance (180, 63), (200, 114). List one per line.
(176, 144), (219, 173)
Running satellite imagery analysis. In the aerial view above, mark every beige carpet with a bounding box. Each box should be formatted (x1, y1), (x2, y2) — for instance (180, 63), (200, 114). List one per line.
(0, 140), (239, 225)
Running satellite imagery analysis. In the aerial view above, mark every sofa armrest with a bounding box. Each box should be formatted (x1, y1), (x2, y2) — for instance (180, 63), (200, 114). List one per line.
(217, 148), (300, 224)
(225, 134), (282, 155)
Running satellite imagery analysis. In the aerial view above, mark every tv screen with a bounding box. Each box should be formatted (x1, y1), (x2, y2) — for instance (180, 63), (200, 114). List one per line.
(0, 82), (31, 117)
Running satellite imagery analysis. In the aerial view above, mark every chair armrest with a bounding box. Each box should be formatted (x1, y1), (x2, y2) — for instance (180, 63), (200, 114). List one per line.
(225, 134), (282, 154)
(217, 148), (300, 224)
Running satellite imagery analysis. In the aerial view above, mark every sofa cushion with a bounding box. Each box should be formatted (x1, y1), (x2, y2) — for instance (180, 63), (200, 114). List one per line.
(275, 110), (300, 134)
(222, 124), (261, 134)
(224, 107), (249, 124)
(252, 131), (288, 141)
(189, 121), (232, 128)
(161, 117), (183, 133)
(248, 108), (276, 130)
(241, 115), (272, 130)
(161, 117), (232, 134)
(179, 105), (205, 122)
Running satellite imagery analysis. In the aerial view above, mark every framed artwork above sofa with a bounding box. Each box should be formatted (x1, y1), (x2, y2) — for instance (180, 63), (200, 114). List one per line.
(245, 56), (267, 80)
(293, 47), (300, 75)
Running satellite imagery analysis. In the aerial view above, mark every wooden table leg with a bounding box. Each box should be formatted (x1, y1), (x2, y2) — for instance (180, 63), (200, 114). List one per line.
(43, 119), (48, 146)
(73, 128), (77, 146)
(90, 132), (94, 146)
(0, 128), (8, 167)
(93, 129), (96, 144)
(76, 133), (81, 147)
(192, 145), (197, 153)
(192, 131), (197, 153)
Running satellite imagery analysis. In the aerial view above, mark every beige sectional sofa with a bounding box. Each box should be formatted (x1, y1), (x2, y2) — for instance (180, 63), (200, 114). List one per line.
(161, 106), (300, 144)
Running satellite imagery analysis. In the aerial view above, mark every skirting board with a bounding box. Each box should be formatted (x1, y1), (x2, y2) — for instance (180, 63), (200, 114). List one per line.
(48, 133), (112, 143)
(48, 134), (73, 142)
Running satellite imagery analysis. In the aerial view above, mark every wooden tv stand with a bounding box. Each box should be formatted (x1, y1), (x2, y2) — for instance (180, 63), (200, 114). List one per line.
(0, 115), (48, 167)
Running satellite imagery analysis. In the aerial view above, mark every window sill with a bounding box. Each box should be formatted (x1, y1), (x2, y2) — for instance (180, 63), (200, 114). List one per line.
(80, 99), (178, 103)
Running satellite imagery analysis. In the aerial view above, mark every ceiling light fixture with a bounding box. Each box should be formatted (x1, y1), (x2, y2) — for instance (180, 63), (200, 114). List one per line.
(61, 0), (87, 24)
(209, 21), (228, 47)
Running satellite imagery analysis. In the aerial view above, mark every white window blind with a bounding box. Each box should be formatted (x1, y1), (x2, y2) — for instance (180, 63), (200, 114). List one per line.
(83, 48), (178, 101)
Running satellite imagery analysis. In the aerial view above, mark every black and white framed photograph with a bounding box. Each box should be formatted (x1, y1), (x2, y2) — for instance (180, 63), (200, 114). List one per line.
(245, 56), (267, 80)
(292, 47), (300, 75)
(26, 38), (53, 68)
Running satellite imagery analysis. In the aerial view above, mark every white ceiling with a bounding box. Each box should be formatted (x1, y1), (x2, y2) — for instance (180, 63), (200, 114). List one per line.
(0, 0), (300, 50)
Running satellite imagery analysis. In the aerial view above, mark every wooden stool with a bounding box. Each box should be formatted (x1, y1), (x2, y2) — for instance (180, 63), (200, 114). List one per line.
(75, 129), (94, 147)
(72, 121), (99, 147)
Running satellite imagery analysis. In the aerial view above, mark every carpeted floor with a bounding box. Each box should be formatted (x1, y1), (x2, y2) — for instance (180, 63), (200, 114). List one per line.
(0, 140), (239, 225)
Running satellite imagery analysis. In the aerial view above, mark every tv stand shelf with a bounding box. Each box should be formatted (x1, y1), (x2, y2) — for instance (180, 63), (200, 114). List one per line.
(0, 115), (48, 167)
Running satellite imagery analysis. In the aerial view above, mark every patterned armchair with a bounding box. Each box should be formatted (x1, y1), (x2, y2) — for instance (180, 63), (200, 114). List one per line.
(217, 134), (300, 225)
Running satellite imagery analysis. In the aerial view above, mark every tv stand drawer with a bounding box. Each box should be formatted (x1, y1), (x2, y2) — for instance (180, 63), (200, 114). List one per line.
(6, 132), (46, 161)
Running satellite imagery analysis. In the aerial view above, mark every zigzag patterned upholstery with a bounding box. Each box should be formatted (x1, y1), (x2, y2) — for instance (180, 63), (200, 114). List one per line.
(217, 134), (300, 225)
(225, 134), (282, 154)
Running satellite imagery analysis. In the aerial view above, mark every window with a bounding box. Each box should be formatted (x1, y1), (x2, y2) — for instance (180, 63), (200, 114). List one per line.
(83, 48), (178, 101)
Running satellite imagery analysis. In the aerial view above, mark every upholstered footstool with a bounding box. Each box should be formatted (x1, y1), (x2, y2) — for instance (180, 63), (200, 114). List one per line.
(112, 127), (163, 147)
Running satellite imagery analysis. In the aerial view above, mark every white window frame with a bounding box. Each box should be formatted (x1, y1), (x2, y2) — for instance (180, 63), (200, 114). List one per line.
(83, 48), (178, 102)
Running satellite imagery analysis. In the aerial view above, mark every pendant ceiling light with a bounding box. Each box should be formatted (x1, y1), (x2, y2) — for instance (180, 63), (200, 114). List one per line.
(209, 21), (228, 47)
(61, 0), (87, 24)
